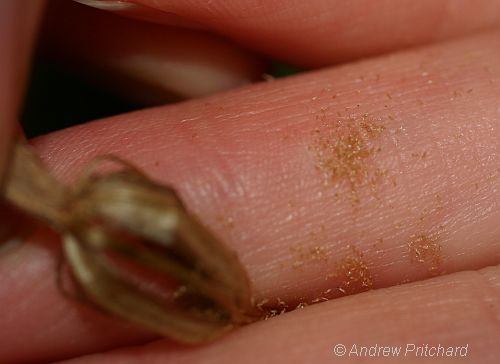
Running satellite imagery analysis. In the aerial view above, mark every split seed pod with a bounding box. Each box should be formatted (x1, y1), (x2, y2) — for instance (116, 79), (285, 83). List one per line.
(4, 141), (254, 343)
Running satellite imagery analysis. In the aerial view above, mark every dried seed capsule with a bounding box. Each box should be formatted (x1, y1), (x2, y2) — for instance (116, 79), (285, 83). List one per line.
(65, 166), (253, 342)
(4, 142), (254, 343)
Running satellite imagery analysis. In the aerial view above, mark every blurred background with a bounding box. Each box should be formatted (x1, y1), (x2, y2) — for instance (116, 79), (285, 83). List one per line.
(21, 0), (302, 138)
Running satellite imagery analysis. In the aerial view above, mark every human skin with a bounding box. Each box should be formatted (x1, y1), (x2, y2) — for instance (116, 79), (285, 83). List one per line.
(2, 1), (500, 363)
(123, 0), (500, 66)
(0, 1), (44, 185)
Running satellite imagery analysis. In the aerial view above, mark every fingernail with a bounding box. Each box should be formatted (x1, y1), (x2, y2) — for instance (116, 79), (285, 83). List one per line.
(73, 0), (206, 30)
(115, 54), (257, 100)
(0, 238), (22, 256)
(72, 0), (136, 11)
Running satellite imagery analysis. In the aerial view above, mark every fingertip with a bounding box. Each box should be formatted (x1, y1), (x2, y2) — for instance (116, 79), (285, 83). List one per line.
(42, 0), (266, 104)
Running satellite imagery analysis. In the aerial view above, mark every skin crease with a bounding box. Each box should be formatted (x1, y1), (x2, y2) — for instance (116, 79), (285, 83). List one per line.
(40, 0), (266, 104)
(57, 266), (500, 364)
(40, 0), (500, 107)
(4, 1), (500, 362)
(127, 0), (500, 66)
(2, 30), (500, 363)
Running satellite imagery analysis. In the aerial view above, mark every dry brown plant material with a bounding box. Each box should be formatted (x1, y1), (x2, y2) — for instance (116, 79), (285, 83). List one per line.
(408, 233), (443, 275)
(3, 141), (254, 343)
(312, 113), (385, 203)
(331, 245), (373, 295)
(290, 244), (329, 270)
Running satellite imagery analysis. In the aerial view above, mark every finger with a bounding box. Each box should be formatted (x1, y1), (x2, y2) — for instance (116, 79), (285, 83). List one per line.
(0, 227), (157, 364)
(55, 264), (500, 364)
(40, 0), (265, 104)
(76, 0), (500, 66)
(4, 30), (500, 362)
(0, 0), (44, 183)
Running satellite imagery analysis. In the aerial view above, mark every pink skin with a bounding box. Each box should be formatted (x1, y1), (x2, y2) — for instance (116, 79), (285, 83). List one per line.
(4, 1), (500, 363)
(127, 0), (500, 66)
(58, 266), (500, 364)
(41, 0), (266, 103)
(2, 30), (500, 363)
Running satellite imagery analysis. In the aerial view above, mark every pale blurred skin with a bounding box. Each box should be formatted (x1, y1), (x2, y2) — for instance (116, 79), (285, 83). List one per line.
(3, 1), (500, 363)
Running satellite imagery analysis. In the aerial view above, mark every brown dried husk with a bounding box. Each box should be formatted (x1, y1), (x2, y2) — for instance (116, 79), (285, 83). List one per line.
(3, 141), (254, 343)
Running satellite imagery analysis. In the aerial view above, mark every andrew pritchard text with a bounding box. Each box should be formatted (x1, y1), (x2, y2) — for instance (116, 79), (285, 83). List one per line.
(345, 343), (468, 358)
